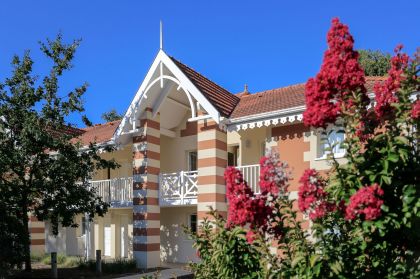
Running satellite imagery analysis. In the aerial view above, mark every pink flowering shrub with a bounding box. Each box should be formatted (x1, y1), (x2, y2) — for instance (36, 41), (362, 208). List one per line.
(345, 184), (384, 221)
(297, 17), (420, 278)
(303, 18), (367, 128)
(374, 45), (410, 119)
(191, 18), (419, 279)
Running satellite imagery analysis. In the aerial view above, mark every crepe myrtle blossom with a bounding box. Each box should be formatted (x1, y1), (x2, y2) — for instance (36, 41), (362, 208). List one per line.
(224, 152), (291, 237)
(345, 184), (384, 221)
(224, 166), (254, 228)
(298, 169), (336, 220)
(374, 45), (410, 120)
(304, 18), (367, 128)
(411, 99), (420, 120)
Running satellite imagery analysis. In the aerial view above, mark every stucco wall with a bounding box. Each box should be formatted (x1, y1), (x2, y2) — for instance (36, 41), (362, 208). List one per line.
(47, 209), (133, 259)
(93, 145), (133, 181)
(160, 206), (199, 263)
(160, 134), (197, 173)
(227, 127), (269, 166)
(272, 123), (310, 192)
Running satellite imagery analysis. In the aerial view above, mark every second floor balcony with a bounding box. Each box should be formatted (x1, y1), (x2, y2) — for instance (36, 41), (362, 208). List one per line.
(90, 164), (261, 207)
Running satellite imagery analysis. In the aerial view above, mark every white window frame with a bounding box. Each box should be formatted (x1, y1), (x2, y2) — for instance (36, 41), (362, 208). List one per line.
(187, 150), (197, 171)
(316, 127), (346, 160)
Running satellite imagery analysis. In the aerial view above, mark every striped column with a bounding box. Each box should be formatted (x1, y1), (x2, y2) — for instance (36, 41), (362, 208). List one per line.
(197, 118), (228, 222)
(29, 215), (46, 254)
(132, 108), (160, 269)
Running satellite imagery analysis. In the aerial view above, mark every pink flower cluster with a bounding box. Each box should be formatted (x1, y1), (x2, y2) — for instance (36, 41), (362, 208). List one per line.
(259, 153), (289, 196)
(225, 166), (254, 227)
(303, 18), (367, 128)
(411, 100), (420, 120)
(345, 184), (384, 221)
(225, 152), (291, 243)
(374, 45), (410, 119)
(298, 169), (335, 220)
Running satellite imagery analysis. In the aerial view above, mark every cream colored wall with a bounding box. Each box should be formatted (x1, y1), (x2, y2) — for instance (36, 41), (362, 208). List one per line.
(160, 135), (197, 173)
(92, 145), (133, 181)
(49, 209), (133, 259)
(92, 208), (133, 258)
(45, 222), (80, 256)
(227, 127), (270, 166)
(160, 206), (199, 263)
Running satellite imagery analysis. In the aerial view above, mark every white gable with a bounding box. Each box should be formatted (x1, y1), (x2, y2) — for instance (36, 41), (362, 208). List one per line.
(113, 50), (221, 144)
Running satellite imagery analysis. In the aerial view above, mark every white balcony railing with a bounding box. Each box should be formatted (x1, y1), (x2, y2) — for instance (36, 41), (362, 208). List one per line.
(236, 164), (260, 193)
(91, 177), (133, 207)
(159, 170), (198, 206)
(89, 164), (261, 207)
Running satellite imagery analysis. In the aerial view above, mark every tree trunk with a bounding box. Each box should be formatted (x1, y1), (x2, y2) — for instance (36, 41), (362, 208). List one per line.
(22, 202), (31, 271)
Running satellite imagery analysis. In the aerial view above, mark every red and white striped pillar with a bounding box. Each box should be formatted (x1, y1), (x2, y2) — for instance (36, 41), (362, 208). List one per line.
(197, 118), (228, 222)
(132, 108), (160, 269)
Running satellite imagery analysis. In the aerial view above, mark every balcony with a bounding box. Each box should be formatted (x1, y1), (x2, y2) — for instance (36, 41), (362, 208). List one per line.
(159, 171), (198, 206)
(90, 164), (261, 207)
(91, 177), (133, 207)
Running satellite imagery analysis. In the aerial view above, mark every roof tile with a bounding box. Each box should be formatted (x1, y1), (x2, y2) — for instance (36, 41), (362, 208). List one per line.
(230, 76), (387, 118)
(170, 57), (240, 117)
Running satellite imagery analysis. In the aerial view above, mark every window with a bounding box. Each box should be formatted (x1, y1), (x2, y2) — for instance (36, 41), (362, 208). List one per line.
(189, 214), (197, 234)
(228, 145), (239, 166)
(188, 151), (197, 171)
(319, 129), (345, 158)
(81, 216), (87, 235)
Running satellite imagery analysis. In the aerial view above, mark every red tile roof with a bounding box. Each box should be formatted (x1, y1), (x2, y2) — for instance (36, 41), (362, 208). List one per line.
(230, 76), (387, 119)
(170, 57), (240, 117)
(73, 120), (121, 146)
(73, 76), (387, 144)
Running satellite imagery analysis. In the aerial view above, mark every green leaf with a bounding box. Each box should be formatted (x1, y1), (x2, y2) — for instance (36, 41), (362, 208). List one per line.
(388, 153), (399, 163)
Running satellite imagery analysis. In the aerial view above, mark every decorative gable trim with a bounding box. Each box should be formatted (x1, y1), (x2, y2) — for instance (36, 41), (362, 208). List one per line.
(112, 50), (221, 144)
(226, 105), (305, 131)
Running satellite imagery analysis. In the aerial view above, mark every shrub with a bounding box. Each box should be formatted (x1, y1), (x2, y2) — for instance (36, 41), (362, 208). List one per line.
(185, 209), (264, 279)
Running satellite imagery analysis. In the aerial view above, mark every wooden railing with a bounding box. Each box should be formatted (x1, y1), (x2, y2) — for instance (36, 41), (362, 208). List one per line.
(159, 171), (198, 206)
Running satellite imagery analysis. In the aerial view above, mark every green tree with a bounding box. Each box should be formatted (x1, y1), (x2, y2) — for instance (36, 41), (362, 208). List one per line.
(358, 49), (391, 76)
(101, 108), (123, 122)
(0, 34), (118, 272)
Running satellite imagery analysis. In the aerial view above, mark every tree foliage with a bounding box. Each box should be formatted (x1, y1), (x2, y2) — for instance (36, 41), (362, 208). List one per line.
(358, 49), (391, 76)
(101, 108), (123, 122)
(0, 34), (118, 273)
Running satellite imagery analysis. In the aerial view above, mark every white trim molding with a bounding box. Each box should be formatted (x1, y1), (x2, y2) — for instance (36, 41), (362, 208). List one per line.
(226, 105), (305, 132)
(112, 50), (221, 145)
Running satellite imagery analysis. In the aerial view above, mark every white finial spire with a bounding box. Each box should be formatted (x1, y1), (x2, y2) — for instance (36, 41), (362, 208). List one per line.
(160, 20), (163, 50)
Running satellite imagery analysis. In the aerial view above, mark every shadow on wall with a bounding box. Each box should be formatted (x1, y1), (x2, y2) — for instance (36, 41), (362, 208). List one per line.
(160, 210), (199, 264)
(160, 223), (180, 263)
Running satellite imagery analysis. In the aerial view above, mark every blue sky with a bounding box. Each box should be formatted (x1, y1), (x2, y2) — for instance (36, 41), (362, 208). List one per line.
(1, 0), (419, 127)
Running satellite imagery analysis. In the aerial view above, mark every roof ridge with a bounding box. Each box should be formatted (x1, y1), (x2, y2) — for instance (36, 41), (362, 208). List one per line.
(243, 83), (306, 97)
(81, 119), (121, 131)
